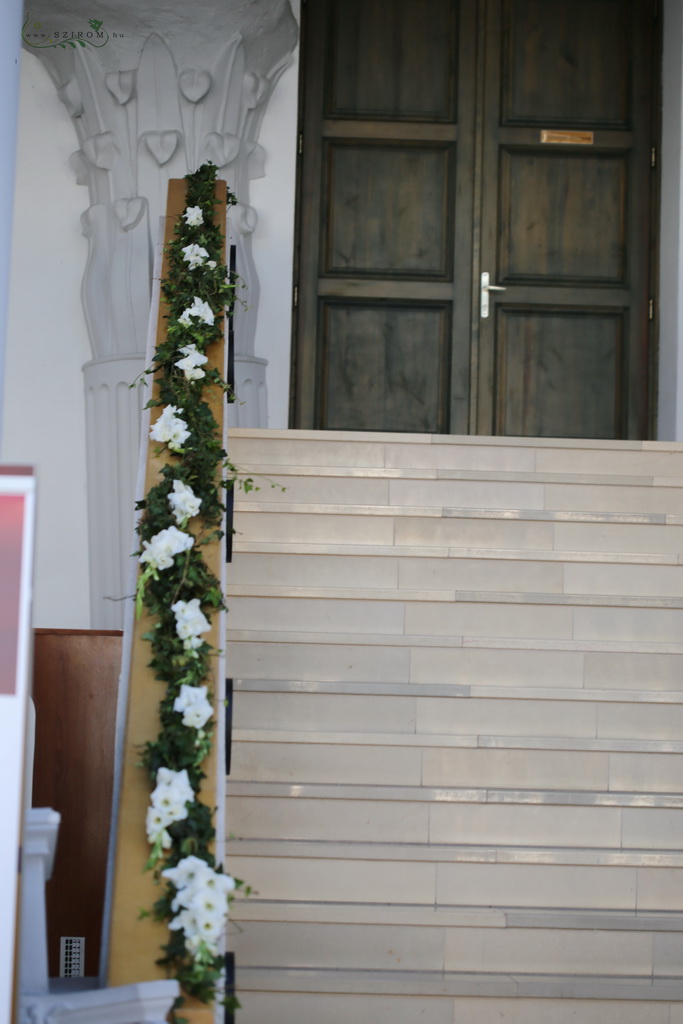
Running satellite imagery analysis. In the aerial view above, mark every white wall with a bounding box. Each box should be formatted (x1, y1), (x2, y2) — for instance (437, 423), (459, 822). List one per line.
(0, 0), (22, 449)
(251, 0), (300, 427)
(1, 52), (91, 627)
(659, 0), (683, 441)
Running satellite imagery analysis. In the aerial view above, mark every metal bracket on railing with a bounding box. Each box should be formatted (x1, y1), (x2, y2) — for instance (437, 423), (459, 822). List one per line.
(225, 678), (233, 776)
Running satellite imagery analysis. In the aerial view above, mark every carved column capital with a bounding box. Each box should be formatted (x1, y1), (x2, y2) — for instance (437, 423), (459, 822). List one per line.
(23, 1), (299, 625)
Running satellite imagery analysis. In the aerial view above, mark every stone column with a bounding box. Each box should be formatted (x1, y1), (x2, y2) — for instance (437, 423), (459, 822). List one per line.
(24, 2), (298, 626)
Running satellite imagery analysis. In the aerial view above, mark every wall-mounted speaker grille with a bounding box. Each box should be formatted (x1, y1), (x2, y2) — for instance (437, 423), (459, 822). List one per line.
(59, 936), (85, 977)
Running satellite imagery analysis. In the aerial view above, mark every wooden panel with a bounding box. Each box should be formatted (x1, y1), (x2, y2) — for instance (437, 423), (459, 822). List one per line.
(329, 0), (458, 121)
(324, 142), (454, 277)
(495, 308), (625, 438)
(502, 0), (630, 127)
(499, 149), (627, 284)
(31, 629), (121, 978)
(321, 302), (450, 432)
(106, 179), (226, 1024)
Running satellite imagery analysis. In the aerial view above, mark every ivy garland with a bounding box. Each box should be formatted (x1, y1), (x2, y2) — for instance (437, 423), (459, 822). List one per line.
(134, 162), (247, 1013)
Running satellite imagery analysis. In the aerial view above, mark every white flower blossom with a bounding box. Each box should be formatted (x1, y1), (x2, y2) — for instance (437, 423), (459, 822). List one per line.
(171, 597), (211, 650)
(149, 405), (191, 451)
(178, 296), (215, 327)
(167, 479), (202, 525)
(173, 684), (213, 729)
(207, 260), (217, 270)
(163, 855), (235, 954)
(145, 768), (194, 845)
(139, 525), (194, 572)
(174, 343), (208, 381)
(146, 805), (173, 833)
(183, 205), (204, 227)
(163, 855), (214, 891)
(181, 243), (210, 270)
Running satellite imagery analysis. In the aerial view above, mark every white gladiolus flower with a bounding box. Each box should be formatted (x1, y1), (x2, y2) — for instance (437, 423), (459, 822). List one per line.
(181, 243), (210, 269)
(173, 684), (213, 729)
(183, 205), (204, 227)
(207, 260), (217, 269)
(171, 597), (211, 650)
(154, 766), (194, 802)
(146, 804), (172, 832)
(174, 343), (208, 381)
(139, 525), (194, 572)
(178, 296), (215, 327)
(202, 872), (236, 896)
(149, 405), (191, 451)
(168, 479), (202, 524)
(146, 767), (194, 842)
(163, 855), (213, 891)
(163, 854), (235, 954)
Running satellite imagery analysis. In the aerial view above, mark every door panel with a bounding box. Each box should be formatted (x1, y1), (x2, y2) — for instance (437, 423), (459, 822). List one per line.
(477, 0), (654, 438)
(293, 0), (657, 439)
(499, 150), (627, 283)
(321, 302), (450, 431)
(502, 0), (630, 127)
(294, 0), (475, 433)
(330, 0), (458, 120)
(496, 308), (624, 437)
(324, 142), (455, 277)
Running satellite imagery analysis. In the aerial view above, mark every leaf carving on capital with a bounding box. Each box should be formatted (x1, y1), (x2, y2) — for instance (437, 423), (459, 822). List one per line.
(57, 77), (83, 118)
(242, 71), (268, 109)
(105, 70), (136, 105)
(82, 132), (119, 170)
(142, 130), (181, 166)
(179, 68), (212, 104)
(234, 202), (258, 234)
(114, 197), (146, 231)
(203, 131), (241, 168)
(246, 142), (266, 180)
(69, 150), (89, 186)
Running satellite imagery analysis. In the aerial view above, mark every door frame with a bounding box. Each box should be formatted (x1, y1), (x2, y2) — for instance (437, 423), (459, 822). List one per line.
(289, 0), (664, 439)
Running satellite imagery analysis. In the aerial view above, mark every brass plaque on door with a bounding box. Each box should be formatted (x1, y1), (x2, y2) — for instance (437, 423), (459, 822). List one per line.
(541, 130), (594, 145)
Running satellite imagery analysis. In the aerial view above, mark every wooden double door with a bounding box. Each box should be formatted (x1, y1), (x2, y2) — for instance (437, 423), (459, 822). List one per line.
(291, 0), (658, 438)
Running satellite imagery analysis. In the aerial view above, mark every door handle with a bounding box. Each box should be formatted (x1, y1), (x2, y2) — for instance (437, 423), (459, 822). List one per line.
(480, 271), (506, 319)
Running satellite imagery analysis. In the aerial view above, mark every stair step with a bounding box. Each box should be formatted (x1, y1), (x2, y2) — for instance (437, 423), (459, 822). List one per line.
(230, 737), (682, 794)
(233, 677), (683, 704)
(234, 968), (683, 1024)
(233, 728), (683, 754)
(232, 901), (683, 931)
(229, 917), (683, 977)
(232, 687), (683, 740)
(233, 541), (681, 564)
(236, 498), (683, 525)
(226, 838), (683, 912)
(229, 629), (683, 653)
(234, 506), (683, 555)
(229, 638), (683, 690)
(228, 590), (683, 641)
(228, 788), (683, 850)
(230, 427), (683, 479)
(234, 461), (683, 488)
(229, 550), (683, 597)
(228, 781), (683, 810)
(237, 474), (683, 516)
(227, 583), (683, 610)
